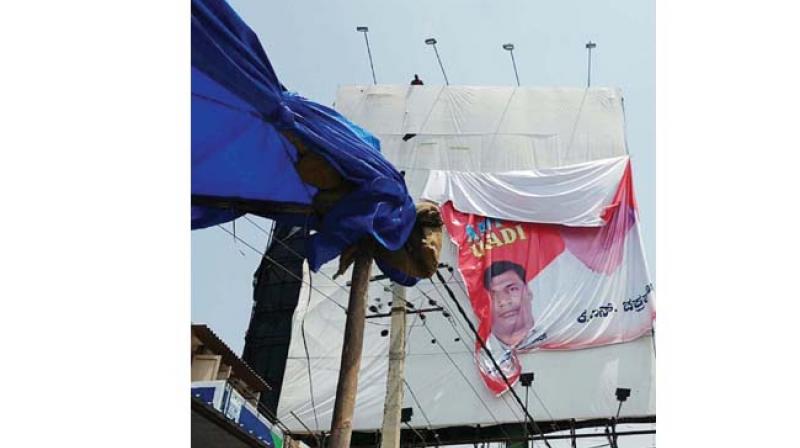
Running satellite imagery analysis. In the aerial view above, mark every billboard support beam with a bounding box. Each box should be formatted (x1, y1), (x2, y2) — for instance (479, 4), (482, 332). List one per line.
(290, 426), (655, 447)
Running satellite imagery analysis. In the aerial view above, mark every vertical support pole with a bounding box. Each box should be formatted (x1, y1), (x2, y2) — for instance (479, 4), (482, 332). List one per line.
(569, 419), (576, 448)
(585, 41), (597, 87)
(604, 423), (615, 448)
(363, 32), (377, 85)
(613, 399), (624, 448)
(380, 283), (407, 448)
(510, 50), (520, 86)
(524, 386), (530, 448)
(432, 44), (450, 85)
(329, 245), (373, 448)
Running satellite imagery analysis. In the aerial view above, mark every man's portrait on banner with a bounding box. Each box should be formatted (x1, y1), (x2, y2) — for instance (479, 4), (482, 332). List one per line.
(484, 261), (546, 352)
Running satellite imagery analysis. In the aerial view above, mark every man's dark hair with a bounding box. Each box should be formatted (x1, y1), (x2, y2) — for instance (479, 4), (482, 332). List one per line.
(483, 261), (526, 290)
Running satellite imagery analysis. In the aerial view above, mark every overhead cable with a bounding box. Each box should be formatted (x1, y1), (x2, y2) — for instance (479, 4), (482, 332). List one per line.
(216, 225), (348, 312)
(418, 318), (518, 444)
(446, 272), (559, 426)
(433, 270), (553, 448)
(423, 283), (528, 431)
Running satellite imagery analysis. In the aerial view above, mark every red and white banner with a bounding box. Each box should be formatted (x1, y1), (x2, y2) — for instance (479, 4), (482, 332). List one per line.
(439, 160), (655, 395)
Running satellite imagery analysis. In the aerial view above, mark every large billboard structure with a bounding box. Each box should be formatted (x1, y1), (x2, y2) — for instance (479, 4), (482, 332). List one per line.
(275, 85), (655, 445)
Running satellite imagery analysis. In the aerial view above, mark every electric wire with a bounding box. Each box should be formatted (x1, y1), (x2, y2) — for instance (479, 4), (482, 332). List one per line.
(242, 215), (276, 249)
(404, 303), (421, 350)
(444, 270), (561, 427)
(424, 277), (529, 425)
(445, 276), (558, 429)
(239, 217), (324, 436)
(216, 225), (348, 313)
(361, 281), (440, 443)
(429, 281), (534, 423)
(421, 282), (527, 439)
(402, 379), (443, 446)
(531, 384), (558, 430)
(242, 217), (420, 330)
(302, 270), (321, 433)
(289, 410), (322, 447)
(423, 277), (524, 426)
(220, 165), (622, 445)
(254, 400), (292, 435)
(230, 217), (313, 436)
(244, 216), (432, 328)
(244, 217), (336, 286)
(433, 270), (552, 448)
(402, 378), (435, 431)
(404, 421), (428, 447)
(217, 222), (324, 435)
(240, 215), (444, 444)
(226, 221), (431, 442)
(418, 284), (526, 425)
(416, 286), (471, 349)
(229, 220), (247, 257)
(230, 218), (549, 445)
(375, 280), (478, 443)
(244, 216), (463, 310)
(417, 318), (516, 443)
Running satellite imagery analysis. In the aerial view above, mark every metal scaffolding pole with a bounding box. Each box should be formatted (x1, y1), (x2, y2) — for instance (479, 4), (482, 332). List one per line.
(585, 41), (597, 87)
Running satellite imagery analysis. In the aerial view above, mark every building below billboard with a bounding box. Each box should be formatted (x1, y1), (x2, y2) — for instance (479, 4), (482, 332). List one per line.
(192, 324), (294, 448)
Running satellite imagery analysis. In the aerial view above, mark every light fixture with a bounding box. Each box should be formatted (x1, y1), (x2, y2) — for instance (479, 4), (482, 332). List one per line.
(585, 41), (597, 87)
(615, 387), (630, 402)
(356, 26), (377, 84)
(502, 43), (520, 86)
(520, 372), (534, 387)
(424, 37), (449, 85)
(401, 407), (413, 423)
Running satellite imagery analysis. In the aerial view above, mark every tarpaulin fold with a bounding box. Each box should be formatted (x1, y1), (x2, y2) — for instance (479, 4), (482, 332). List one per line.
(421, 156), (629, 227)
(191, 0), (416, 275)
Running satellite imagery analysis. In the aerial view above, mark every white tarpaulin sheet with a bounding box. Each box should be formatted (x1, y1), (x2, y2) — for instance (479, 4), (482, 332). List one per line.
(334, 85), (628, 198)
(421, 156), (629, 227)
(277, 85), (654, 431)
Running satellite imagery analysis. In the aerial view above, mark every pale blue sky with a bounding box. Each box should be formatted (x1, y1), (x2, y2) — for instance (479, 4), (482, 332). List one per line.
(192, 0), (655, 361)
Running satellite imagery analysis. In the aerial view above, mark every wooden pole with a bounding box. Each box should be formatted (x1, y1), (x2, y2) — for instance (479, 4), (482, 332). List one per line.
(379, 283), (407, 448)
(328, 245), (373, 448)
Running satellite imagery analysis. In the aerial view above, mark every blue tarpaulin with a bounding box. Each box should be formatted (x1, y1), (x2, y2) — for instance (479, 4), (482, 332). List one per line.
(191, 0), (416, 278)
